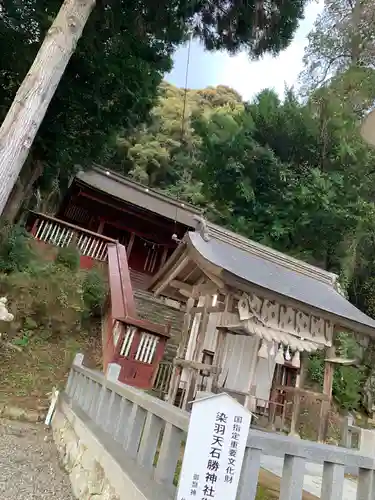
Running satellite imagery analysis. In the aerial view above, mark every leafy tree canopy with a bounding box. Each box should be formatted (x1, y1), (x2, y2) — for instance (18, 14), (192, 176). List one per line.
(0, 0), (310, 216)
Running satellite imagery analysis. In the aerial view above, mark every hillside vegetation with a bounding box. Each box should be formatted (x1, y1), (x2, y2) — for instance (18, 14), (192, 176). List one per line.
(0, 224), (105, 411)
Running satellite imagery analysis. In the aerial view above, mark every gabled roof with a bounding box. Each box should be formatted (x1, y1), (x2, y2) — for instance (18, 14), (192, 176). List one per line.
(205, 221), (338, 287)
(150, 227), (375, 338)
(74, 166), (201, 228)
(188, 232), (375, 334)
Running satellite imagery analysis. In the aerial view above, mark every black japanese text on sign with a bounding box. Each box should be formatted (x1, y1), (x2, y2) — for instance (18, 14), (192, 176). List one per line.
(200, 411), (228, 499)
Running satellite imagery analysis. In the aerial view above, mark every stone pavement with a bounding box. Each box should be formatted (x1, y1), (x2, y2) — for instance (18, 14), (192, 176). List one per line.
(0, 419), (74, 500)
(261, 455), (358, 499)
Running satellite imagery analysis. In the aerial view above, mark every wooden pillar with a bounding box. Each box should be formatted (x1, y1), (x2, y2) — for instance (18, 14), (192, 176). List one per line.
(244, 337), (261, 411)
(211, 329), (225, 392)
(318, 345), (335, 442)
(159, 247), (168, 270)
(289, 353), (307, 437)
(97, 218), (104, 234)
(127, 232), (135, 258)
(30, 217), (39, 236)
(211, 293), (231, 393)
(182, 294), (211, 410)
(166, 297), (194, 405)
(268, 364), (282, 430)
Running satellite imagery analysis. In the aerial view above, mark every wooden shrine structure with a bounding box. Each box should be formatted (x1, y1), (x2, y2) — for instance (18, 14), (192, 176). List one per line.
(23, 166), (375, 432)
(25, 166), (201, 390)
(26, 166), (200, 288)
(150, 220), (375, 441)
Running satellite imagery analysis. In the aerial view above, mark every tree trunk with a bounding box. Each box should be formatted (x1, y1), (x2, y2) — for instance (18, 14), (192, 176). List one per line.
(0, 0), (96, 216)
(2, 160), (44, 222)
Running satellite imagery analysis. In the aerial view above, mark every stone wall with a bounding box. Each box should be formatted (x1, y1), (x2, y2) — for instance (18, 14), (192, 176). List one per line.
(52, 395), (167, 500)
(52, 405), (119, 500)
(134, 289), (184, 362)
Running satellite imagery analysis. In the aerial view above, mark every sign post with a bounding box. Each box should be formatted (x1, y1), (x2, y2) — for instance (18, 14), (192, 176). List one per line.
(176, 392), (252, 500)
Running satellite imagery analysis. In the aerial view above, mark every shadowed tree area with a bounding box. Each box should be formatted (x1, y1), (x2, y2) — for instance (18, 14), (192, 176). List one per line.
(0, 0), (310, 217)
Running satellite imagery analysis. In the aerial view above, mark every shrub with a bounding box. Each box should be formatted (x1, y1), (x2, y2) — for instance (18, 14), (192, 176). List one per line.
(55, 245), (80, 271)
(333, 365), (365, 411)
(0, 263), (85, 340)
(0, 222), (36, 273)
(307, 353), (324, 386)
(82, 269), (106, 318)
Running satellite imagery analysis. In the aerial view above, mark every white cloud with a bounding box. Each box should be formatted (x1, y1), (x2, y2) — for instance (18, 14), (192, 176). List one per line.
(167, 0), (324, 99)
(215, 0), (324, 99)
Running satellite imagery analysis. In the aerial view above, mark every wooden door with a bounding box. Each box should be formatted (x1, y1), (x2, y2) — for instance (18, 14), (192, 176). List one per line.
(115, 328), (166, 389)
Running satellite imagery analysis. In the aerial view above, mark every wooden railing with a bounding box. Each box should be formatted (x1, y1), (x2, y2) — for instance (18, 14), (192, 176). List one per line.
(65, 355), (375, 500)
(152, 361), (173, 399)
(30, 212), (116, 261)
(214, 387), (292, 432)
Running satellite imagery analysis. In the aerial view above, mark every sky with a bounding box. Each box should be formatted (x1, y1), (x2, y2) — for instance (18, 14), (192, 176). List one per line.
(166, 0), (324, 100)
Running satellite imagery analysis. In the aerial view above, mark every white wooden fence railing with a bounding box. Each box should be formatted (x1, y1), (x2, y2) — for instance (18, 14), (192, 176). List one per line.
(31, 212), (116, 261)
(64, 355), (375, 500)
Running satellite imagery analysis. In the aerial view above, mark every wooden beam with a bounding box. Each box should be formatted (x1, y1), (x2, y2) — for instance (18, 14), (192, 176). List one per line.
(190, 304), (225, 314)
(170, 280), (194, 294)
(160, 247), (168, 269)
(170, 279), (220, 299)
(153, 255), (190, 297)
(192, 282), (220, 297)
(201, 268), (225, 289)
(78, 190), (182, 235)
(212, 293), (232, 392)
(173, 357), (220, 374)
(273, 385), (330, 401)
(126, 232), (135, 258)
(182, 294), (211, 410)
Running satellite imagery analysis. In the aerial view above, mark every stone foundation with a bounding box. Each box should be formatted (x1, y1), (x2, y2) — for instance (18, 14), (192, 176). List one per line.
(52, 405), (119, 500)
(52, 395), (170, 500)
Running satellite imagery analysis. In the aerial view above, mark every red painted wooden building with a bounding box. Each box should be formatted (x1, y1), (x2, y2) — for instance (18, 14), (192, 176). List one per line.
(26, 166), (201, 388)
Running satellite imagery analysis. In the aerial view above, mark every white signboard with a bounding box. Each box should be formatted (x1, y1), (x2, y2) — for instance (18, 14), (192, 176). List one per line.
(176, 392), (252, 500)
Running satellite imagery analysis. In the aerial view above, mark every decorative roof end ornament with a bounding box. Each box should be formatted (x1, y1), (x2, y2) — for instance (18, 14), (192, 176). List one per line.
(193, 215), (210, 242)
(334, 276), (347, 298)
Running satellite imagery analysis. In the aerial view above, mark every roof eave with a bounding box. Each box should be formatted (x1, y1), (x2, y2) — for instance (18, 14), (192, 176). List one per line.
(222, 271), (375, 339)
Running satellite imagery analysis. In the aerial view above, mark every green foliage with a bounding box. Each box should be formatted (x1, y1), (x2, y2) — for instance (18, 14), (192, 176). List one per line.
(307, 334), (364, 411)
(333, 366), (365, 411)
(82, 269), (107, 318)
(0, 263), (84, 339)
(307, 354), (364, 411)
(55, 245), (80, 272)
(307, 354), (324, 386)
(0, 0), (309, 218)
(301, 0), (375, 92)
(0, 224), (107, 340)
(0, 222), (36, 273)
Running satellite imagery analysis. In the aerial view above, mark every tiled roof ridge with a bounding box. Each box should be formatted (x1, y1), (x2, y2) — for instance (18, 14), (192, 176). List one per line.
(89, 165), (202, 215)
(204, 223), (338, 288)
